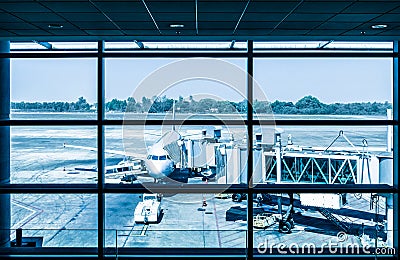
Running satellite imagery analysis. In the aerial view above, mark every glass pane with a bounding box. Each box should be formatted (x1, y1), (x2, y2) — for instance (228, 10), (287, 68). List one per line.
(10, 194), (97, 247)
(254, 41), (393, 51)
(252, 125), (393, 185)
(11, 126), (97, 184)
(253, 58), (393, 119)
(10, 42), (97, 52)
(104, 41), (247, 51)
(105, 193), (246, 248)
(10, 42), (47, 50)
(105, 125), (248, 185)
(105, 58), (247, 120)
(253, 193), (395, 256)
(11, 58), (97, 120)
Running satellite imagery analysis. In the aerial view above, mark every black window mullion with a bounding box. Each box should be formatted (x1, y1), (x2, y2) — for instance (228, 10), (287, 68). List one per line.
(393, 40), (399, 253)
(247, 40), (254, 260)
(97, 40), (105, 259)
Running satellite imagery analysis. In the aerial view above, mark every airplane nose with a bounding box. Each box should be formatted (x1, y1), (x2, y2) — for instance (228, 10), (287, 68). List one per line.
(145, 160), (174, 179)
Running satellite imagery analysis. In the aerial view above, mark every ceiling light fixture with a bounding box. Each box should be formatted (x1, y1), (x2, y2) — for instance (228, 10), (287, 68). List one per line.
(48, 24), (63, 29)
(371, 24), (387, 29)
(170, 24), (184, 28)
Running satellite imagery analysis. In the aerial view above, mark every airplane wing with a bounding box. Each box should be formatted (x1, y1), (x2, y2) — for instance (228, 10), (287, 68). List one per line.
(63, 143), (142, 161)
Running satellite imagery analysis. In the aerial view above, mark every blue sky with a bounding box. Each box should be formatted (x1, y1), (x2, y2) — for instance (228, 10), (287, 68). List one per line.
(11, 57), (393, 104)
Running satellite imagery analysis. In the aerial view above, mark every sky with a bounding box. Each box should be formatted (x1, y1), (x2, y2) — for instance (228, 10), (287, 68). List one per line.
(10, 57), (393, 104)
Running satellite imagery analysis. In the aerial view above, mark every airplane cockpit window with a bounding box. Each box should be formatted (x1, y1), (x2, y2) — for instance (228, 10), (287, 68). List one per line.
(151, 155), (159, 160)
(159, 155), (167, 160)
(147, 155), (152, 160)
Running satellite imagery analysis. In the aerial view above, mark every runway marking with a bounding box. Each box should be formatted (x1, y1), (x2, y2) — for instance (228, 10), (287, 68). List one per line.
(11, 200), (43, 232)
(213, 198), (222, 248)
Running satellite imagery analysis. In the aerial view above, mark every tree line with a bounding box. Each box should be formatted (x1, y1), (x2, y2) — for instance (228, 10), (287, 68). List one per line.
(11, 95), (392, 116)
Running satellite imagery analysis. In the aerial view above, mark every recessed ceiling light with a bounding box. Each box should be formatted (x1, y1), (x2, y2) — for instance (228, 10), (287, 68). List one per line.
(170, 24), (184, 28)
(48, 24), (63, 29)
(371, 24), (387, 29)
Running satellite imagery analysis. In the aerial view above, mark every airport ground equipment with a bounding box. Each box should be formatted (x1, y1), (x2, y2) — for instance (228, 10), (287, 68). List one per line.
(134, 194), (162, 224)
(278, 193), (295, 234)
(253, 213), (278, 229)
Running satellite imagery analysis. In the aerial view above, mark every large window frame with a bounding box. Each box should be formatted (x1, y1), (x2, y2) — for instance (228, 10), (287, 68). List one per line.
(0, 40), (398, 259)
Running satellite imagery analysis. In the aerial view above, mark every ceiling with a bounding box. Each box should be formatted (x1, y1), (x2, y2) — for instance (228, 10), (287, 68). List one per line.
(1, 0), (400, 41)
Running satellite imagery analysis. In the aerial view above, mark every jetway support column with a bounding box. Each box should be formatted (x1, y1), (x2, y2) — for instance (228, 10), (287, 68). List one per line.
(0, 41), (11, 247)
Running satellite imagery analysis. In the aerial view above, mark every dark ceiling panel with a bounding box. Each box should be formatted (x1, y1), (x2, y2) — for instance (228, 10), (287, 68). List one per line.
(342, 2), (400, 14)
(369, 13), (400, 23)
(390, 6), (400, 13)
(114, 21), (157, 30)
(241, 12), (287, 22)
(91, 1), (144, 12)
(316, 22), (362, 30)
(341, 29), (382, 36)
(105, 12), (153, 22)
(0, 0), (399, 39)
(197, 21), (236, 30)
(33, 22), (78, 31)
(151, 12), (196, 21)
(329, 14), (380, 22)
(199, 1), (247, 13)
(247, 1), (299, 13)
(234, 29), (266, 36)
(199, 29), (235, 36)
(84, 29), (125, 35)
(0, 12), (23, 22)
(14, 12), (66, 22)
(47, 29), (88, 36)
(0, 2), (51, 13)
(41, 1), (98, 12)
(285, 13), (333, 22)
(376, 29), (400, 36)
(199, 12), (242, 22)
(238, 21), (278, 29)
(296, 1), (351, 13)
(73, 21), (117, 30)
(358, 22), (400, 31)
(277, 21), (322, 30)
(124, 29), (161, 36)
(60, 12), (110, 22)
(8, 29), (53, 36)
(269, 29), (310, 35)
(0, 29), (16, 36)
(306, 29), (347, 36)
(162, 29), (198, 36)
(147, 1), (194, 13)
(0, 22), (37, 30)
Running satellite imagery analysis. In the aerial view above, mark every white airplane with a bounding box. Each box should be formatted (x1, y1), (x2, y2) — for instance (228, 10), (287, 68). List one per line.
(144, 129), (181, 180)
(63, 129), (182, 182)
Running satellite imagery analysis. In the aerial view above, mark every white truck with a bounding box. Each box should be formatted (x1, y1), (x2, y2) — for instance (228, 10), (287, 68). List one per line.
(134, 194), (162, 224)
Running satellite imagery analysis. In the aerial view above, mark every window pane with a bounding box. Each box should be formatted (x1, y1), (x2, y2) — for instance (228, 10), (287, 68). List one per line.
(253, 58), (393, 119)
(253, 193), (394, 256)
(105, 58), (246, 120)
(253, 125), (393, 185)
(11, 126), (97, 184)
(105, 193), (246, 248)
(254, 41), (393, 51)
(104, 41), (247, 51)
(11, 58), (97, 120)
(10, 194), (97, 247)
(105, 125), (248, 185)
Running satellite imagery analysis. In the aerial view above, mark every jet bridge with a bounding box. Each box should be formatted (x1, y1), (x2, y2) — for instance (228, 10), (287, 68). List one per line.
(255, 130), (393, 185)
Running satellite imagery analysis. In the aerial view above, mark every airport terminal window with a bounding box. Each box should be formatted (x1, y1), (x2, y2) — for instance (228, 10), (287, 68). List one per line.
(1, 41), (397, 259)
(10, 58), (97, 120)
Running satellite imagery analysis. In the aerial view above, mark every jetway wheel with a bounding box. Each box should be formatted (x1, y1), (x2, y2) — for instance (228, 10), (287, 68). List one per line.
(279, 220), (292, 234)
